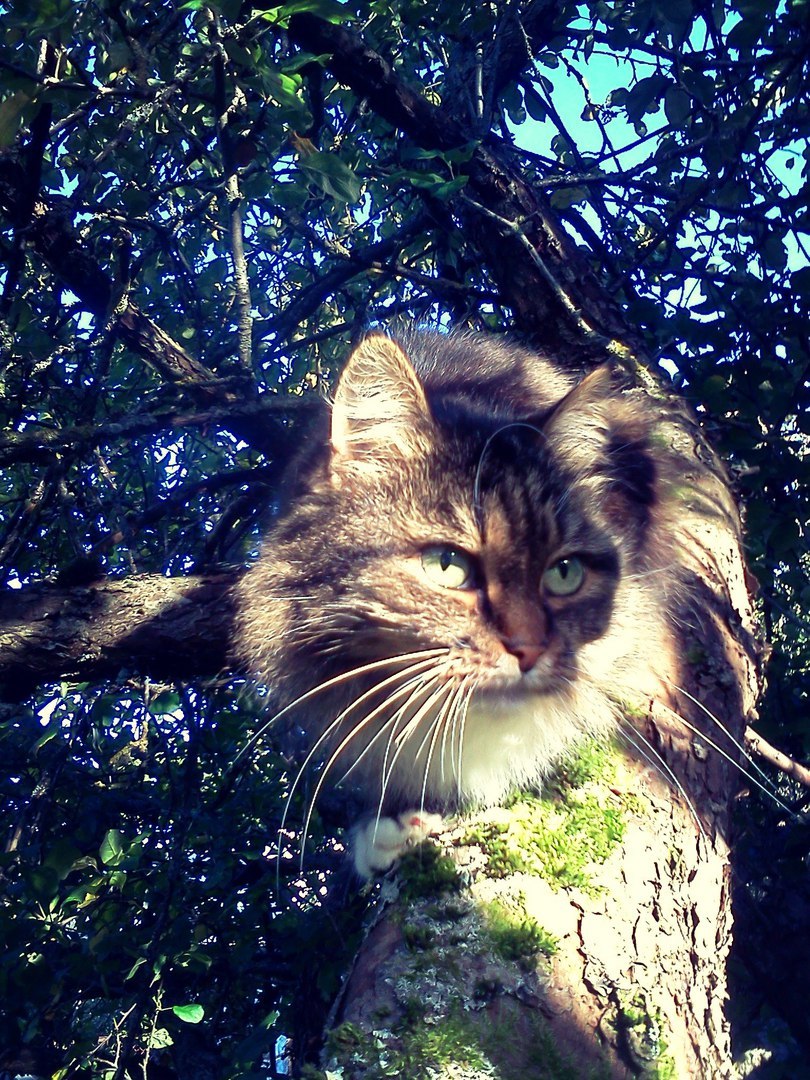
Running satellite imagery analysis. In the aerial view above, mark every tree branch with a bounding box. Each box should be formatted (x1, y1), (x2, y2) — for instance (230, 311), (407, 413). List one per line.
(285, 13), (651, 367)
(746, 727), (810, 789)
(0, 153), (284, 456)
(0, 571), (239, 702)
(0, 396), (313, 467)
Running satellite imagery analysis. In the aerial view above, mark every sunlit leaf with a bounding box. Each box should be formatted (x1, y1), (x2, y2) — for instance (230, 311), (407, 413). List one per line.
(172, 1003), (205, 1024)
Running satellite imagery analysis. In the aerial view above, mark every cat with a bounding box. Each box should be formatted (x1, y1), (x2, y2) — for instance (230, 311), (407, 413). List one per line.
(236, 329), (684, 877)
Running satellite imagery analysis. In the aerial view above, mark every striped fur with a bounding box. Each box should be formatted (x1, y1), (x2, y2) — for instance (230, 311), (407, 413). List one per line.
(236, 330), (681, 855)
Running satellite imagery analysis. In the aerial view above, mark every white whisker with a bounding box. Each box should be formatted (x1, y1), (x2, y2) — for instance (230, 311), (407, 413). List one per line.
(271, 652), (447, 885)
(417, 680), (466, 814)
(235, 648), (448, 768)
(296, 667), (447, 871)
(335, 671), (444, 786)
(660, 676), (778, 795)
(618, 723), (706, 840)
(382, 679), (451, 791)
(454, 678), (477, 800)
(652, 693), (795, 817)
(291, 665), (444, 868)
(370, 679), (451, 841)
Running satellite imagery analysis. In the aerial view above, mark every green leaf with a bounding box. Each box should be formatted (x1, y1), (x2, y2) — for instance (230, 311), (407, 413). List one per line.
(33, 722), (60, 751)
(664, 86), (691, 126)
(223, 41), (257, 71)
(172, 1003), (205, 1024)
(126, 957), (149, 981)
(262, 0), (350, 25)
(624, 74), (669, 123)
(148, 1027), (174, 1048)
(523, 84), (547, 122)
(431, 176), (468, 199)
(100, 829), (125, 867)
(149, 689), (181, 714)
(44, 840), (83, 880)
(298, 152), (363, 204)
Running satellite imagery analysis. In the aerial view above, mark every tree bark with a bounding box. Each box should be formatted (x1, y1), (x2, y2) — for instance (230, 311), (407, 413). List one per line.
(0, 15), (767, 1075)
(0, 152), (291, 460)
(0, 571), (237, 702)
(311, 405), (761, 1079)
(286, 12), (648, 367)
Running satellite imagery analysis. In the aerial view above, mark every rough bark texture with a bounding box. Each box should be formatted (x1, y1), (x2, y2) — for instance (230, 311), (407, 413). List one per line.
(287, 13), (649, 367)
(0, 13), (766, 1076)
(0, 151), (291, 461)
(0, 571), (237, 702)
(0, 430), (762, 1076)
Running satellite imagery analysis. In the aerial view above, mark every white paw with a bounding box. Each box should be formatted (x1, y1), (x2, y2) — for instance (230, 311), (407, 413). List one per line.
(352, 810), (444, 879)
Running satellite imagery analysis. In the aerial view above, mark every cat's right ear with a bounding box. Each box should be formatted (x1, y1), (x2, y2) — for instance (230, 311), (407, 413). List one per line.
(330, 333), (434, 466)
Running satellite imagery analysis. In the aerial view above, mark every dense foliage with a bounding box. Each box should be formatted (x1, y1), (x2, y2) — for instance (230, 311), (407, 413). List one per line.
(0, 0), (808, 1075)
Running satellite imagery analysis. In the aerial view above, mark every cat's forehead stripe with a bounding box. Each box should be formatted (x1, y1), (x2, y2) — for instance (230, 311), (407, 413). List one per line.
(476, 464), (560, 553)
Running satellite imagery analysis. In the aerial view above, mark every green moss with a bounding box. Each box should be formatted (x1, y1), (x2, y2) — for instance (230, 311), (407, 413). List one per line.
(325, 991), (614, 1080)
(324, 1011), (489, 1079)
(459, 739), (628, 890)
(401, 922), (435, 951)
(616, 697), (649, 721)
(424, 899), (467, 922)
(403, 1014), (490, 1074)
(396, 841), (461, 901)
(324, 1020), (364, 1057)
(463, 790), (624, 892)
(481, 898), (557, 965)
(400, 994), (426, 1026)
(553, 738), (615, 790)
(611, 992), (678, 1080)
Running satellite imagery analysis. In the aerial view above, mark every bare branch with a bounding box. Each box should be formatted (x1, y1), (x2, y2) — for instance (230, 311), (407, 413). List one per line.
(746, 727), (810, 789)
(285, 13), (651, 367)
(0, 396), (313, 467)
(0, 571), (239, 702)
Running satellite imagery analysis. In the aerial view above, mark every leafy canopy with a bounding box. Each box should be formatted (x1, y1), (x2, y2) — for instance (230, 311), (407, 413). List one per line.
(0, 0), (808, 1074)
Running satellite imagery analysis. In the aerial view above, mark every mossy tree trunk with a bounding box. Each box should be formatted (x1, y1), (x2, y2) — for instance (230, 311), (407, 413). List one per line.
(0, 13), (766, 1077)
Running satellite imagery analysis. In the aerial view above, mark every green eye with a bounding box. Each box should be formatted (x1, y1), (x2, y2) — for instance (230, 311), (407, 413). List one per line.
(421, 545), (475, 589)
(543, 556), (585, 597)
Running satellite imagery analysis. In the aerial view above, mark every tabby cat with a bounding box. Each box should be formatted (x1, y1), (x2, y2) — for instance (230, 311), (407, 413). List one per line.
(236, 330), (682, 876)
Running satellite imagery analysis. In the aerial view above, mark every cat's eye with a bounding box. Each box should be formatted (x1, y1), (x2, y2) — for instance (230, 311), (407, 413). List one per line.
(543, 556), (585, 597)
(421, 545), (476, 589)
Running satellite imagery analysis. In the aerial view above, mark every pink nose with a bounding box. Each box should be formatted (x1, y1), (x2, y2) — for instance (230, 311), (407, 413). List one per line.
(504, 641), (545, 673)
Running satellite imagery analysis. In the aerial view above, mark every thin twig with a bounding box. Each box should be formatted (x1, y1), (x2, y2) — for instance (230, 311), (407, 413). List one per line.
(745, 727), (810, 790)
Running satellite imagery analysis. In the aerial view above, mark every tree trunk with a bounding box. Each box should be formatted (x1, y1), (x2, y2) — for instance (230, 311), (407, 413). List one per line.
(0, 15), (766, 1074)
(0, 407), (762, 1076)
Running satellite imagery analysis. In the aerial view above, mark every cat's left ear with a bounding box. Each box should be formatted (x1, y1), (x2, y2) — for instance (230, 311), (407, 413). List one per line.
(330, 333), (435, 465)
(543, 366), (657, 512)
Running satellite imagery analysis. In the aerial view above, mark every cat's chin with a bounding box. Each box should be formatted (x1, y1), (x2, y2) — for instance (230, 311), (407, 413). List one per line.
(473, 659), (576, 701)
(475, 675), (572, 701)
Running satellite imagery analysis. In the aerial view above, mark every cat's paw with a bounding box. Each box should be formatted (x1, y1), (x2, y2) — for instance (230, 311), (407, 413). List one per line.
(352, 811), (444, 879)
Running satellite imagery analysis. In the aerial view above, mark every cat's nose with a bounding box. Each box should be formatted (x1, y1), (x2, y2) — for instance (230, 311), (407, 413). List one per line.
(507, 642), (545, 673)
(492, 600), (548, 673)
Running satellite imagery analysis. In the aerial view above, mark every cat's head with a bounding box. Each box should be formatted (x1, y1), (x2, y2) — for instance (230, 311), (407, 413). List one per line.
(238, 331), (669, 808)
